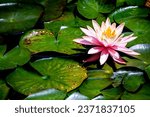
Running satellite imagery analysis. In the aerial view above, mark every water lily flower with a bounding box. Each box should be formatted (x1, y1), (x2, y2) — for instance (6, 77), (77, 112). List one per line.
(73, 18), (140, 65)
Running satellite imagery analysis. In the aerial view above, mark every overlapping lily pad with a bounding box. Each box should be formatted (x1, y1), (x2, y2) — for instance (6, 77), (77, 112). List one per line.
(0, 3), (43, 34)
(6, 58), (87, 95)
(0, 46), (31, 70)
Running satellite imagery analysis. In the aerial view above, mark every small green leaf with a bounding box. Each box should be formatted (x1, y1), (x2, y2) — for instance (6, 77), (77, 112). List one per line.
(66, 92), (89, 100)
(77, 0), (99, 19)
(98, 0), (115, 13)
(0, 46), (31, 70)
(101, 87), (124, 100)
(7, 58), (87, 95)
(26, 89), (66, 100)
(0, 80), (9, 100)
(121, 84), (150, 100)
(42, 0), (66, 21)
(0, 3), (43, 34)
(79, 69), (112, 98)
(123, 71), (145, 92)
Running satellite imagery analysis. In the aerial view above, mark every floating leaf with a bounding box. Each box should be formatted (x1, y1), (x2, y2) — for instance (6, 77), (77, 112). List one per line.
(77, 0), (99, 19)
(121, 84), (150, 100)
(0, 46), (31, 70)
(123, 71), (145, 92)
(42, 0), (66, 21)
(101, 87), (123, 100)
(79, 69), (112, 98)
(0, 80), (9, 100)
(7, 58), (87, 95)
(26, 89), (66, 100)
(0, 3), (43, 34)
(20, 28), (84, 54)
(66, 92), (89, 100)
(98, 0), (115, 13)
(126, 0), (147, 6)
(44, 11), (76, 36)
(109, 6), (149, 22)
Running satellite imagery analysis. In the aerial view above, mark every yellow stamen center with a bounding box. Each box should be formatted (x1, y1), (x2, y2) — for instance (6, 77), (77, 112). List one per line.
(103, 27), (116, 38)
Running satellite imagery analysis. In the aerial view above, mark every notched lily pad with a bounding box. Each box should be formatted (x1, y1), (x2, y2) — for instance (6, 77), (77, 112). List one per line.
(6, 58), (87, 95)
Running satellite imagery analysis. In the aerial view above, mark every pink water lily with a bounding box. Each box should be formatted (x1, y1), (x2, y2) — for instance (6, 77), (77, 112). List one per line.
(73, 18), (140, 65)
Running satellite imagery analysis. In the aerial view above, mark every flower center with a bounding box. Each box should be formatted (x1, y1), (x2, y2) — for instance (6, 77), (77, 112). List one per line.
(103, 27), (116, 39)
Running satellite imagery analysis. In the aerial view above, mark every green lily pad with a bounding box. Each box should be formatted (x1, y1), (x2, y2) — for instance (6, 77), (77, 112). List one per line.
(109, 6), (149, 22)
(77, 0), (99, 19)
(0, 3), (43, 34)
(130, 44), (150, 64)
(124, 19), (150, 47)
(101, 87), (124, 100)
(26, 89), (66, 100)
(44, 11), (76, 36)
(0, 80), (9, 100)
(66, 92), (89, 100)
(145, 65), (150, 80)
(126, 0), (147, 6)
(0, 46), (31, 70)
(0, 45), (6, 57)
(98, 0), (115, 13)
(20, 28), (84, 54)
(121, 84), (150, 100)
(123, 71), (145, 92)
(42, 0), (66, 21)
(7, 58), (87, 95)
(19, 29), (56, 54)
(79, 69), (112, 98)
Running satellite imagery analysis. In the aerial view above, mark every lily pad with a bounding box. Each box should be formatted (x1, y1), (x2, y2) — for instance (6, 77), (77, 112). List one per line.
(44, 11), (76, 36)
(66, 92), (89, 100)
(0, 3), (43, 34)
(121, 84), (150, 100)
(109, 6), (149, 22)
(77, 0), (99, 19)
(79, 69), (112, 98)
(122, 71), (145, 92)
(101, 87), (123, 100)
(0, 80), (9, 100)
(0, 46), (31, 70)
(26, 89), (66, 100)
(42, 0), (66, 21)
(98, 0), (115, 13)
(6, 58), (87, 95)
(20, 28), (85, 54)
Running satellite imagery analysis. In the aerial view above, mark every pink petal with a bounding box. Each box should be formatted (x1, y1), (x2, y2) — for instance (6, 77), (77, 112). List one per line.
(73, 39), (93, 45)
(87, 26), (96, 36)
(115, 23), (125, 38)
(121, 34), (137, 43)
(115, 46), (140, 56)
(92, 20), (101, 37)
(83, 54), (100, 63)
(101, 21), (105, 32)
(108, 48), (120, 59)
(99, 50), (109, 65)
(82, 36), (103, 46)
(111, 23), (116, 31)
(80, 28), (96, 37)
(112, 56), (126, 64)
(88, 47), (103, 54)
